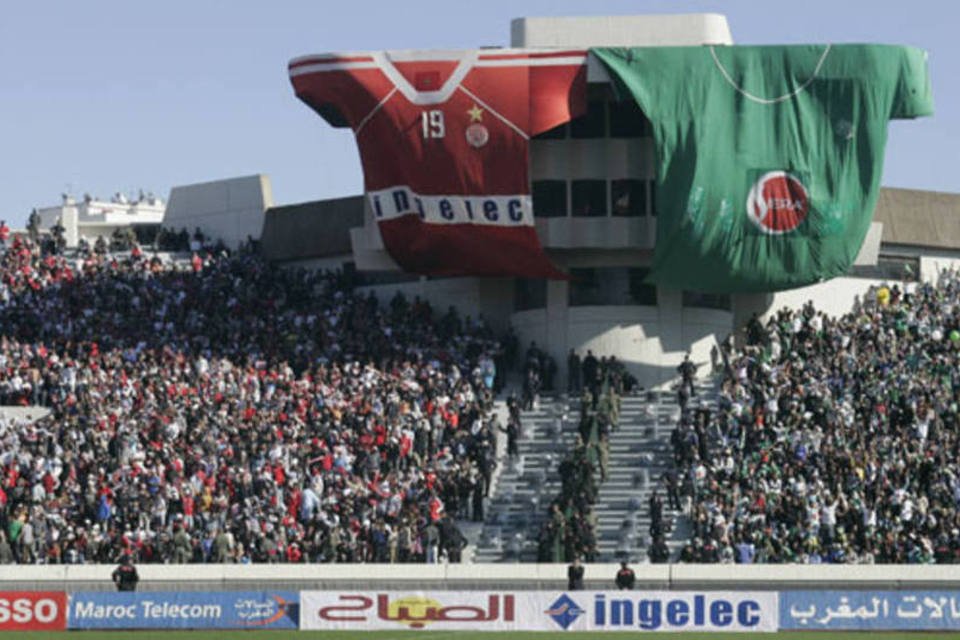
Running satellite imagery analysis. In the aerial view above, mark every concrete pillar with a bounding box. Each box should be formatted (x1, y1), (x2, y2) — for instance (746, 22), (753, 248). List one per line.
(545, 279), (569, 388)
(60, 206), (79, 248)
(654, 286), (683, 388)
(477, 278), (515, 334)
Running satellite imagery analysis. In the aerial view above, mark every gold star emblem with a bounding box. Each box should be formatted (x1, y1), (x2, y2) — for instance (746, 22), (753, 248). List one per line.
(467, 104), (484, 122)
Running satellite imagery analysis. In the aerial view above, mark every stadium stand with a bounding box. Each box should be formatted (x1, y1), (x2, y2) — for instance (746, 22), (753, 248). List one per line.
(0, 234), (504, 564)
(674, 275), (960, 564)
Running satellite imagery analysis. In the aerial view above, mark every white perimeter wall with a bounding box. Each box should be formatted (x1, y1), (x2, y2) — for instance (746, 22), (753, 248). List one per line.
(6, 563), (960, 589)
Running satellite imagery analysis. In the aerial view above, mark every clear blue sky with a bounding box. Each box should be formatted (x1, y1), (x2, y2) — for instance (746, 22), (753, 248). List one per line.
(1, 0), (956, 224)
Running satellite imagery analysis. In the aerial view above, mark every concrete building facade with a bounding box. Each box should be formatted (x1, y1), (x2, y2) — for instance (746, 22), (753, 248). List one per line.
(34, 193), (165, 247)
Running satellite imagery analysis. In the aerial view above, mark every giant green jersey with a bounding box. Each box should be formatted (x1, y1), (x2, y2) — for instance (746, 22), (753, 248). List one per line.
(593, 45), (933, 293)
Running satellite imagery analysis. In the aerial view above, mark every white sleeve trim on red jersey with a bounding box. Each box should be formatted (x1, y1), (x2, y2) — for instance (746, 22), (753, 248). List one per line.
(289, 61), (379, 77)
(355, 87), (398, 135)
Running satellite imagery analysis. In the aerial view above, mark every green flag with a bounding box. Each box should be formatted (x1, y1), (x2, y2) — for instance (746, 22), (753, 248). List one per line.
(593, 45), (933, 293)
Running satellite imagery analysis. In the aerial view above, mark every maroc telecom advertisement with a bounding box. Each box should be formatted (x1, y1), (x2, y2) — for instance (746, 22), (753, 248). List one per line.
(0, 592), (67, 631)
(68, 591), (298, 629)
(781, 591), (960, 630)
(299, 590), (777, 632)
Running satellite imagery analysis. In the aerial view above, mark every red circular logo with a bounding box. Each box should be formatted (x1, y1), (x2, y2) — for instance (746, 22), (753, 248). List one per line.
(746, 171), (809, 234)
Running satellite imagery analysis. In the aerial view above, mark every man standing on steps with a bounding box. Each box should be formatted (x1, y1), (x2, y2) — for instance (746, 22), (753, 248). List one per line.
(648, 536), (670, 564)
(662, 470), (682, 511)
(582, 350), (599, 400)
(597, 433), (610, 482)
(567, 349), (581, 394)
(499, 416), (520, 460)
(678, 353), (698, 398)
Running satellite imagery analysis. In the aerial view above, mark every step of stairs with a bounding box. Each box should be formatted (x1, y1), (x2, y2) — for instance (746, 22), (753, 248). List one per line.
(472, 378), (718, 563)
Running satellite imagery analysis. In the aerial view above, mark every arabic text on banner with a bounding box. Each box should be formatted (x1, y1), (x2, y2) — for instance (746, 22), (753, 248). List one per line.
(299, 590), (778, 632)
(781, 591), (960, 630)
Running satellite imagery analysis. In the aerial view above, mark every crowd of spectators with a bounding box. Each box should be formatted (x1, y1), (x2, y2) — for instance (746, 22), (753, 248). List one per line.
(0, 233), (502, 564)
(674, 273), (960, 564)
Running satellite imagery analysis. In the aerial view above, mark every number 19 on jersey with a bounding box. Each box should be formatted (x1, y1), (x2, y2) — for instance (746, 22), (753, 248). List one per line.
(421, 110), (445, 139)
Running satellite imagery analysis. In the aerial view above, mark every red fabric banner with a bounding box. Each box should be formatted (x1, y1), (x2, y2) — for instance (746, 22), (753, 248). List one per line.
(290, 48), (587, 278)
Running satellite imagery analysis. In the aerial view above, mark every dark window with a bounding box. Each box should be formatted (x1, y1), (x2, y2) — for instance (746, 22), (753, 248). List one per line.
(571, 180), (607, 217)
(532, 180), (567, 218)
(847, 255), (920, 281)
(609, 100), (647, 137)
(570, 101), (607, 138)
(649, 180), (658, 217)
(569, 267), (657, 306)
(132, 223), (160, 245)
(682, 291), (732, 311)
(515, 278), (547, 311)
(534, 123), (567, 139)
(611, 180), (646, 217)
(627, 268), (658, 305)
(353, 270), (419, 286)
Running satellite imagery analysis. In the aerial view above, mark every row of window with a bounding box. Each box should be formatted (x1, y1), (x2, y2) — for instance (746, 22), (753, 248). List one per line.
(536, 100), (651, 140)
(847, 255), (920, 282)
(515, 268), (732, 311)
(533, 179), (657, 218)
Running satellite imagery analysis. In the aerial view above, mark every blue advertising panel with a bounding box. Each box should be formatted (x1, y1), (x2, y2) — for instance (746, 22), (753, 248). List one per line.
(68, 591), (298, 630)
(781, 591), (960, 630)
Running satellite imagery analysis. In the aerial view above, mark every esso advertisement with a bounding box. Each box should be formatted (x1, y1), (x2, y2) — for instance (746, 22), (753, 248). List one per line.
(300, 591), (778, 632)
(0, 592), (67, 631)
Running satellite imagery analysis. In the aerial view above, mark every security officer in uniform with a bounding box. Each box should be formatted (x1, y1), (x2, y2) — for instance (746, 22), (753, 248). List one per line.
(112, 555), (140, 592)
(615, 561), (636, 590)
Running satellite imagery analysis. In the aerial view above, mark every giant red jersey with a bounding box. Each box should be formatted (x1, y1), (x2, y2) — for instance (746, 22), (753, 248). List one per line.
(289, 49), (587, 278)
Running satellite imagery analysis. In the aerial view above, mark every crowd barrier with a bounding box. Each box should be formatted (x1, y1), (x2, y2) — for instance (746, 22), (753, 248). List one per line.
(5, 588), (960, 632)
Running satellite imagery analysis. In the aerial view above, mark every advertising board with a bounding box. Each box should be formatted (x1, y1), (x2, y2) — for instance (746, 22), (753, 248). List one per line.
(781, 590), (960, 630)
(300, 590), (778, 632)
(0, 592), (66, 631)
(68, 591), (298, 629)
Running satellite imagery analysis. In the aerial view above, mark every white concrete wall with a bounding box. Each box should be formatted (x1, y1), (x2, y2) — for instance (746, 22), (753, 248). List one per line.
(920, 255), (960, 283)
(854, 222), (884, 265)
(764, 276), (893, 320)
(6, 563), (960, 589)
(511, 13), (733, 48)
(511, 295), (730, 390)
(164, 175), (273, 249)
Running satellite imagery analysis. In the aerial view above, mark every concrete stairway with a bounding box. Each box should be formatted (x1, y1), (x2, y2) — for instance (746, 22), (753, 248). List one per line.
(472, 380), (717, 563)
(473, 394), (578, 562)
(594, 384), (715, 562)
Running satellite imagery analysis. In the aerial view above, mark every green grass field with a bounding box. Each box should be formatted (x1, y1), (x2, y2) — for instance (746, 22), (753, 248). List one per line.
(14, 633), (960, 640)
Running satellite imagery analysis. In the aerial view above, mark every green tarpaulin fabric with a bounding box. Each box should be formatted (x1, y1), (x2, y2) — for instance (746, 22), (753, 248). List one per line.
(593, 44), (933, 293)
